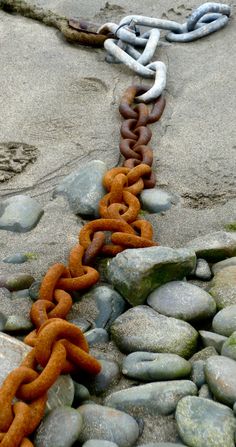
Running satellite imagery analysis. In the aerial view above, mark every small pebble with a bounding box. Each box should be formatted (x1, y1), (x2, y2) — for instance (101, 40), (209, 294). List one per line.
(81, 359), (120, 396)
(190, 360), (205, 388)
(140, 188), (175, 213)
(3, 253), (28, 264)
(194, 258), (212, 280)
(29, 280), (41, 300)
(73, 383), (90, 406)
(0, 273), (34, 291)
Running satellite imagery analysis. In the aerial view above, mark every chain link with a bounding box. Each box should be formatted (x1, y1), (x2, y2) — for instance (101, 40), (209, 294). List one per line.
(99, 2), (231, 102)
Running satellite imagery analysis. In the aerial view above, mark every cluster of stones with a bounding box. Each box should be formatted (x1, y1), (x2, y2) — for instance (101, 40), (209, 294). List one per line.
(1, 161), (236, 446)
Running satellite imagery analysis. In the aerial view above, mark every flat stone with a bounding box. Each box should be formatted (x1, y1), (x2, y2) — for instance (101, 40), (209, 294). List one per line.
(0, 274), (34, 291)
(81, 359), (120, 396)
(104, 381), (197, 417)
(0, 332), (74, 412)
(3, 253), (28, 264)
(0, 194), (43, 232)
(221, 332), (236, 361)
(122, 352), (191, 381)
(185, 231), (236, 262)
(140, 188), (174, 213)
(176, 396), (236, 447)
(212, 305), (236, 336)
(34, 406), (82, 447)
(208, 266), (236, 309)
(107, 246), (196, 306)
(77, 403), (139, 447)
(67, 285), (126, 330)
(53, 160), (107, 217)
(111, 305), (198, 358)
(147, 281), (216, 322)
(199, 330), (227, 353)
(205, 355), (236, 406)
(194, 258), (212, 280)
(212, 257), (236, 275)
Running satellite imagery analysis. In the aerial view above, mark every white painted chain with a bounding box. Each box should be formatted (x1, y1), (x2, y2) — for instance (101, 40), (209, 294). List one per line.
(98, 2), (231, 102)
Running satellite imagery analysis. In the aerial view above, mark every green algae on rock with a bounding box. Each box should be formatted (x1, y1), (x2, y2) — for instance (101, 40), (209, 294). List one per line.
(107, 246), (196, 306)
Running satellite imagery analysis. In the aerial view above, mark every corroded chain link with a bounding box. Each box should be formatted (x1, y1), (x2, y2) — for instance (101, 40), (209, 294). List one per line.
(0, 85), (164, 446)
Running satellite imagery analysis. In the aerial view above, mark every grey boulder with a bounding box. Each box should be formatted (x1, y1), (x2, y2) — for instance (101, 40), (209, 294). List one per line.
(107, 246), (196, 306)
(185, 231), (236, 262)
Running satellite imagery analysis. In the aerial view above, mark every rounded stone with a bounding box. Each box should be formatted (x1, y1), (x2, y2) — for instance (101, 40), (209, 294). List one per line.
(0, 273), (34, 291)
(0, 194), (44, 232)
(199, 330), (227, 353)
(34, 406), (83, 447)
(29, 280), (41, 300)
(221, 332), (236, 361)
(73, 383), (90, 406)
(140, 188), (174, 213)
(104, 381), (197, 417)
(208, 266), (236, 309)
(212, 257), (236, 275)
(147, 281), (216, 322)
(46, 376), (75, 414)
(77, 403), (139, 447)
(176, 396), (236, 447)
(122, 352), (191, 381)
(0, 289), (33, 330)
(138, 444), (187, 447)
(185, 231), (236, 262)
(53, 160), (107, 217)
(212, 305), (236, 336)
(205, 355), (236, 406)
(85, 328), (109, 346)
(4, 315), (33, 331)
(111, 305), (198, 358)
(82, 442), (118, 447)
(190, 360), (205, 388)
(198, 384), (213, 400)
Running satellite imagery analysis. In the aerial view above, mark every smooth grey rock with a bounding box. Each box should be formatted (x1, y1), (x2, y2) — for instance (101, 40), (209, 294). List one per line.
(0, 194), (43, 232)
(0, 288), (33, 331)
(29, 280), (41, 300)
(190, 347), (218, 363)
(82, 359), (120, 396)
(140, 188), (174, 213)
(3, 253), (28, 264)
(205, 355), (236, 406)
(82, 442), (118, 447)
(67, 316), (91, 332)
(190, 360), (205, 388)
(104, 381), (197, 417)
(199, 330), (227, 353)
(12, 289), (30, 298)
(0, 332), (74, 412)
(85, 328), (109, 346)
(221, 332), (236, 361)
(77, 403), (139, 447)
(194, 258), (212, 280)
(147, 281), (216, 322)
(212, 305), (236, 336)
(122, 352), (191, 381)
(107, 246), (196, 306)
(212, 257), (236, 275)
(111, 306), (198, 358)
(185, 231), (236, 262)
(208, 266), (236, 309)
(0, 274), (34, 291)
(198, 384), (213, 400)
(67, 285), (126, 330)
(53, 160), (107, 217)
(73, 383), (90, 406)
(176, 396), (236, 447)
(34, 406), (82, 447)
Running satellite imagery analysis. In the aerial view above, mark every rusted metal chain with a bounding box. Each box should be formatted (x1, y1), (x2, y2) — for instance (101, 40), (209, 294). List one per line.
(0, 85), (165, 446)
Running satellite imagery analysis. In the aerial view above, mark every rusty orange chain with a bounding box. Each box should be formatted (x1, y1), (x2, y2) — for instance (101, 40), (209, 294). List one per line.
(0, 85), (165, 446)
